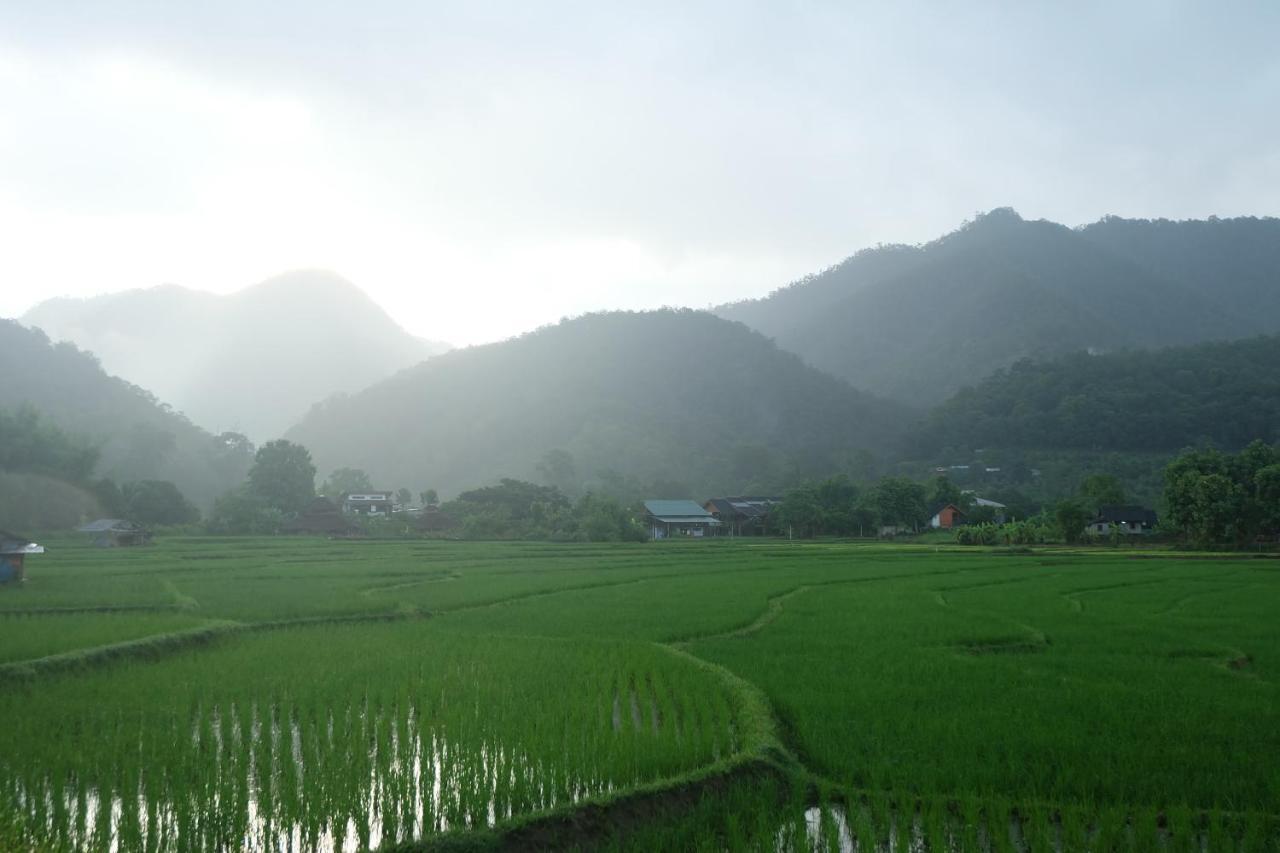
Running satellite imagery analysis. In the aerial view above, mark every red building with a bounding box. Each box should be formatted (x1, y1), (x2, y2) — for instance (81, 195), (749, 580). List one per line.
(929, 504), (968, 529)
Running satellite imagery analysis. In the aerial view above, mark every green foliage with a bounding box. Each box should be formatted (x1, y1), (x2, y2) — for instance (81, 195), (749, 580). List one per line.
(928, 474), (965, 509)
(1163, 441), (1280, 545)
(1079, 473), (1126, 507)
(0, 405), (99, 483)
(440, 479), (644, 542)
(120, 480), (200, 526)
(247, 439), (316, 513)
(771, 476), (876, 537)
(206, 487), (283, 534)
(871, 476), (929, 529)
(1053, 498), (1092, 544)
(914, 335), (1280, 454)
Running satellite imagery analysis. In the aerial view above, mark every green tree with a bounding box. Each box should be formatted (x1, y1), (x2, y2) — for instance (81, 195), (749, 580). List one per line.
(1053, 498), (1092, 544)
(1080, 473), (1126, 508)
(207, 488), (283, 534)
(122, 480), (200, 526)
(573, 493), (646, 542)
(873, 477), (929, 530)
(1253, 464), (1280, 536)
(320, 467), (374, 498)
(248, 440), (316, 513)
(772, 488), (823, 537)
(928, 475), (965, 510)
(420, 488), (439, 508)
(396, 488), (412, 507)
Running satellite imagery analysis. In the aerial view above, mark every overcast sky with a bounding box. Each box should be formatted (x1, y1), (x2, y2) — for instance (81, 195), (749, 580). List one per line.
(2, 2), (1278, 345)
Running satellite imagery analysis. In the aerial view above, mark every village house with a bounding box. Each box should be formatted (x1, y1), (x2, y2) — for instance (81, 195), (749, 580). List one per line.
(643, 500), (721, 539)
(78, 519), (152, 547)
(702, 496), (783, 536)
(341, 492), (395, 516)
(0, 531), (43, 584)
(929, 503), (968, 529)
(1089, 505), (1158, 536)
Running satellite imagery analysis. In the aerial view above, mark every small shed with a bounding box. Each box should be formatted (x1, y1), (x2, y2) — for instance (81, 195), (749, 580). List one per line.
(78, 519), (152, 547)
(643, 500), (721, 539)
(0, 531), (44, 583)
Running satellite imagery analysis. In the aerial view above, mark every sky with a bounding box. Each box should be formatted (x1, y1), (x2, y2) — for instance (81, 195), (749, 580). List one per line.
(2, 2), (1278, 346)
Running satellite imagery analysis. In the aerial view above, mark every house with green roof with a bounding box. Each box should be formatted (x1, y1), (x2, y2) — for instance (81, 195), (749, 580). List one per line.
(642, 500), (720, 540)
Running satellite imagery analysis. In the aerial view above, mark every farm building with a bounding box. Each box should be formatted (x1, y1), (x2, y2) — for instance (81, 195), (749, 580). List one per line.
(965, 494), (1008, 523)
(1089, 506), (1158, 536)
(342, 492), (394, 516)
(643, 500), (721, 539)
(703, 496), (783, 536)
(929, 503), (968, 529)
(0, 531), (43, 584)
(78, 519), (152, 547)
(282, 497), (359, 535)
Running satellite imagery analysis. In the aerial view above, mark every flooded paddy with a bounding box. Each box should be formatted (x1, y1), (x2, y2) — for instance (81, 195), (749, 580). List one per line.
(0, 618), (740, 852)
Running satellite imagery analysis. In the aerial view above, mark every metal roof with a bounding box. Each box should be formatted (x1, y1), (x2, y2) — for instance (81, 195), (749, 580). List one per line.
(78, 519), (140, 532)
(643, 500), (715, 520)
(0, 530), (43, 554)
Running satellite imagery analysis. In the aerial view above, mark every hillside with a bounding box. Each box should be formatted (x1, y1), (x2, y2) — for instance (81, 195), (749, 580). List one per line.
(0, 319), (252, 509)
(286, 309), (910, 499)
(22, 270), (450, 441)
(911, 335), (1280, 456)
(717, 210), (1280, 405)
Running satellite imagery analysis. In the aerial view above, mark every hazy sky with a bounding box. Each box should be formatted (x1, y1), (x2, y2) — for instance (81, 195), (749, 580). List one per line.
(2, 2), (1278, 345)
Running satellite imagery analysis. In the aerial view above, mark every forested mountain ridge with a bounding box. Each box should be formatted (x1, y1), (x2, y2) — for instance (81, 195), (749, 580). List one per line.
(910, 335), (1280, 456)
(22, 270), (450, 441)
(286, 309), (910, 499)
(0, 319), (253, 509)
(717, 210), (1280, 405)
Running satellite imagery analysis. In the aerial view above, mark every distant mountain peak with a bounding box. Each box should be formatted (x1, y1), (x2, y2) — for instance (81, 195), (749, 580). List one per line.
(21, 271), (450, 440)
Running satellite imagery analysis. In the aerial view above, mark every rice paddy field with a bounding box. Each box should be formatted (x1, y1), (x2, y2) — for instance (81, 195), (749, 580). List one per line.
(0, 537), (1277, 851)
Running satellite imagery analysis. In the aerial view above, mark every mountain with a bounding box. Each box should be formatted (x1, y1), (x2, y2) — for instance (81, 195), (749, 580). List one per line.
(911, 335), (1280, 457)
(286, 309), (910, 499)
(22, 271), (450, 441)
(0, 319), (253, 510)
(717, 210), (1280, 406)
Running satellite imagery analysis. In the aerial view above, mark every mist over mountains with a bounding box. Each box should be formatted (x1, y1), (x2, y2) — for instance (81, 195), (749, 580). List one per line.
(6, 208), (1280, 517)
(22, 270), (450, 441)
(0, 319), (251, 510)
(717, 210), (1280, 405)
(287, 310), (907, 499)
